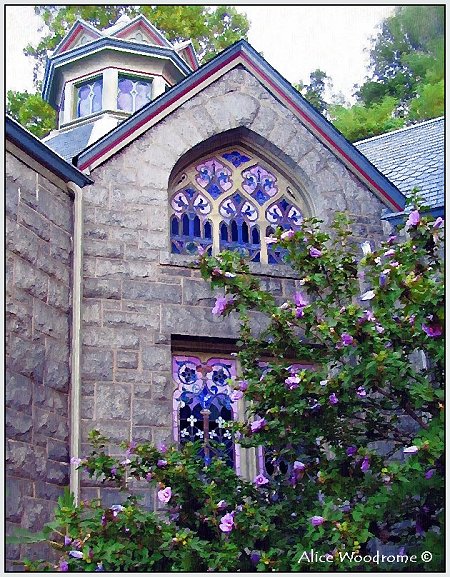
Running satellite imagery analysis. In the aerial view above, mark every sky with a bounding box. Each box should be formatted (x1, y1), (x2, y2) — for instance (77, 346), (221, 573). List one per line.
(4, 4), (395, 102)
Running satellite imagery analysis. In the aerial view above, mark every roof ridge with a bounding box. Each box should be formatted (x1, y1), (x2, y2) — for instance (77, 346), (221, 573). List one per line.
(355, 116), (444, 145)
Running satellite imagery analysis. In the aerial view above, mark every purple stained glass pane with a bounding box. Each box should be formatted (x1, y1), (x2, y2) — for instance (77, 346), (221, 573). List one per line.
(135, 81), (151, 110)
(222, 150), (251, 167)
(219, 192), (260, 262)
(173, 356), (237, 467)
(170, 185), (213, 255)
(117, 92), (133, 112)
(92, 80), (103, 112)
(266, 197), (303, 228)
(195, 159), (232, 199)
(242, 165), (278, 205)
(119, 78), (133, 93)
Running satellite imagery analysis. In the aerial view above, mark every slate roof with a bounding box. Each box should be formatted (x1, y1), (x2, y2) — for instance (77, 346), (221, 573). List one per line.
(44, 122), (94, 162)
(355, 117), (444, 210)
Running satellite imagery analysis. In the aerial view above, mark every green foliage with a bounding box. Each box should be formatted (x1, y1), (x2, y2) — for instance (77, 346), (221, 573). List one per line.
(18, 203), (444, 571)
(330, 96), (404, 142)
(294, 69), (331, 115)
(6, 90), (56, 138)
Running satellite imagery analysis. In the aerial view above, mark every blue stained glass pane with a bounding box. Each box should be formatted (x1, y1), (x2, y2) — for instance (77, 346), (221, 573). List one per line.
(280, 198), (290, 211)
(252, 227), (260, 244)
(207, 183), (221, 198)
(231, 220), (238, 242)
(221, 223), (228, 241)
(255, 189), (269, 205)
(182, 214), (190, 236)
(222, 151), (251, 167)
(233, 192), (242, 204)
(242, 221), (249, 243)
(171, 216), (179, 235)
(193, 215), (201, 237)
(204, 221), (212, 239)
(172, 242), (180, 254)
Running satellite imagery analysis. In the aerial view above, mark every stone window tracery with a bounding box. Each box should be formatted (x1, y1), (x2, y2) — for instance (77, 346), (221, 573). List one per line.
(172, 354), (239, 470)
(169, 146), (307, 263)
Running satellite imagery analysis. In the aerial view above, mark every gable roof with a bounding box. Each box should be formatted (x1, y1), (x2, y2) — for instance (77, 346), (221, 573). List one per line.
(112, 15), (172, 48)
(52, 19), (102, 56)
(6, 116), (92, 187)
(355, 117), (444, 212)
(74, 40), (405, 212)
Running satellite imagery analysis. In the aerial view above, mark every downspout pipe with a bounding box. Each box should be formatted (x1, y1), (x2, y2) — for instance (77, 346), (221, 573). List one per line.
(67, 181), (84, 504)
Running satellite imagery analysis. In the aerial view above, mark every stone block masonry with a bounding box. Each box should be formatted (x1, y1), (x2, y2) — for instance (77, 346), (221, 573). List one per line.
(5, 152), (74, 569)
(79, 65), (388, 510)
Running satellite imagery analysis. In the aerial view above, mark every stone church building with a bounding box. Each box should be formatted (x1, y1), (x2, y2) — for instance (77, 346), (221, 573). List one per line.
(5, 15), (443, 567)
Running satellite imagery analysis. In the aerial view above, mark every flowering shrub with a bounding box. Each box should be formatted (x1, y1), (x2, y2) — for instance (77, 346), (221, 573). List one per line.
(19, 205), (443, 571)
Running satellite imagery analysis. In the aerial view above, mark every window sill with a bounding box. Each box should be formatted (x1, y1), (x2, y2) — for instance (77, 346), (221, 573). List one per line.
(159, 251), (300, 279)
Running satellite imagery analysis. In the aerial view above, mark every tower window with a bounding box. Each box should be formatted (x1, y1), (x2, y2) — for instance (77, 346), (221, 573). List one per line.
(117, 75), (152, 113)
(76, 77), (103, 118)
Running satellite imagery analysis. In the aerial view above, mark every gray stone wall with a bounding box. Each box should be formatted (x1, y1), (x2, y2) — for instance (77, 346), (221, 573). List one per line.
(5, 152), (73, 569)
(79, 66), (388, 505)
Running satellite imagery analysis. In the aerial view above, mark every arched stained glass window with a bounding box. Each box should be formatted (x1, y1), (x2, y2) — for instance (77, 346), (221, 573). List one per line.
(117, 75), (152, 113)
(169, 147), (308, 264)
(172, 355), (239, 468)
(76, 77), (103, 118)
(266, 198), (304, 264)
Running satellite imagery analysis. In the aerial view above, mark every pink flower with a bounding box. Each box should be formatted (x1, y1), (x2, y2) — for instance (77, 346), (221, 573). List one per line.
(309, 247), (322, 258)
(230, 390), (244, 402)
(212, 295), (233, 316)
(224, 271), (236, 278)
(158, 443), (167, 454)
(69, 551), (84, 559)
(250, 418), (267, 433)
(422, 323), (442, 338)
(361, 456), (370, 472)
(197, 245), (206, 256)
(346, 446), (357, 456)
(375, 324), (385, 334)
(265, 236), (278, 244)
(383, 249), (395, 257)
(238, 380), (248, 391)
(219, 512), (235, 533)
(406, 210), (420, 227)
(216, 499), (227, 510)
(70, 457), (83, 467)
(362, 309), (376, 322)
(425, 469), (436, 479)
(157, 487), (172, 504)
(340, 333), (354, 346)
(281, 229), (295, 240)
(310, 516), (325, 526)
(404, 445), (419, 454)
(59, 560), (69, 571)
(356, 386), (366, 398)
(329, 393), (339, 405)
(361, 290), (375, 301)
(254, 473), (270, 486)
(433, 217), (444, 228)
(294, 291), (308, 307)
(157, 459), (168, 467)
(285, 375), (300, 390)
(389, 261), (399, 268)
(145, 472), (152, 481)
(293, 461), (306, 472)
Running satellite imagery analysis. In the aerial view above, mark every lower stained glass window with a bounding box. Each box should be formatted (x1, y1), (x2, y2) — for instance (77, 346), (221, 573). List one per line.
(172, 355), (238, 468)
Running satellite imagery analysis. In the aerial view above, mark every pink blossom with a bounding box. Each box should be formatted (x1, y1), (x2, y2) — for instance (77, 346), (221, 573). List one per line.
(254, 473), (270, 486)
(362, 309), (376, 322)
(158, 443), (167, 454)
(310, 516), (325, 526)
(219, 512), (235, 533)
(265, 236), (278, 245)
(407, 210), (420, 227)
(346, 446), (357, 456)
(59, 560), (69, 571)
(361, 290), (375, 301)
(216, 499), (227, 510)
(309, 247), (322, 258)
(294, 291), (308, 308)
(375, 324), (385, 334)
(361, 456), (370, 472)
(69, 551), (84, 559)
(281, 229), (295, 240)
(212, 295), (233, 316)
(295, 307), (304, 319)
(340, 333), (354, 346)
(145, 472), (153, 481)
(238, 380), (248, 391)
(70, 457), (83, 467)
(404, 445), (419, 454)
(383, 249), (395, 257)
(157, 459), (168, 467)
(293, 461), (306, 472)
(157, 487), (172, 504)
(250, 418), (267, 433)
(230, 390), (244, 402)
(285, 375), (300, 390)
(356, 386), (367, 398)
(197, 245), (206, 256)
(433, 217), (444, 228)
(389, 261), (399, 268)
(329, 393), (339, 405)
(422, 323), (442, 338)
(224, 271), (236, 278)
(425, 469), (436, 479)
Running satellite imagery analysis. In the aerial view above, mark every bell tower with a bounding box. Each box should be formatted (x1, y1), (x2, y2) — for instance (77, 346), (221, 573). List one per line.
(42, 14), (199, 160)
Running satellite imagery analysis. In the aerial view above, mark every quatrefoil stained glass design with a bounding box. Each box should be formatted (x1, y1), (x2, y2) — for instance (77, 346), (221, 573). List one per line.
(266, 198), (304, 264)
(195, 159), (232, 199)
(173, 356), (237, 467)
(242, 165), (278, 205)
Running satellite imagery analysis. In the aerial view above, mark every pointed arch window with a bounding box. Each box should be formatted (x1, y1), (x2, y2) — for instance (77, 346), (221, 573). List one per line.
(169, 147), (308, 264)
